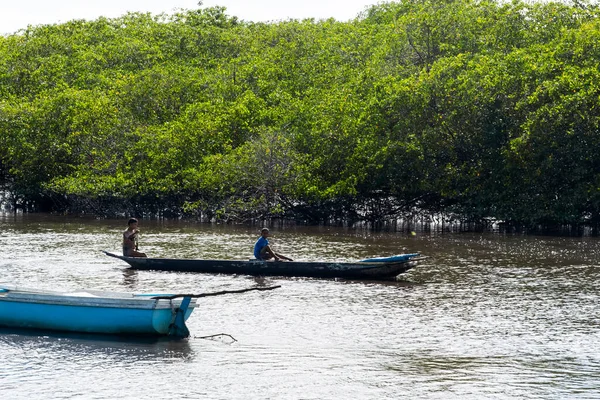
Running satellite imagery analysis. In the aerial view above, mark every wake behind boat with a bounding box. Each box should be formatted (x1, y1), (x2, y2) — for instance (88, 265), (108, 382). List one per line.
(103, 251), (424, 280)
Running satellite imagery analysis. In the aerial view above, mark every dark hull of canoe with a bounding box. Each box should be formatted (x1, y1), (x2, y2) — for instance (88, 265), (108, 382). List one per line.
(105, 253), (417, 280)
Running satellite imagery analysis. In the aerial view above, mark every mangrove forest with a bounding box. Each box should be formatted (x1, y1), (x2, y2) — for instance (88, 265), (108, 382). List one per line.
(1, 0), (600, 231)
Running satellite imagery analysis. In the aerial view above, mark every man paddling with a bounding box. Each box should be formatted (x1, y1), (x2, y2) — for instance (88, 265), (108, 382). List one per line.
(254, 228), (293, 261)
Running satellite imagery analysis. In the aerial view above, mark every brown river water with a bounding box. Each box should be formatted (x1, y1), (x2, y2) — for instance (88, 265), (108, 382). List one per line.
(0, 213), (599, 399)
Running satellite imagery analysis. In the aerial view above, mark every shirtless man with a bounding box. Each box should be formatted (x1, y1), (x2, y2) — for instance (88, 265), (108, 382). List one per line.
(123, 218), (147, 257)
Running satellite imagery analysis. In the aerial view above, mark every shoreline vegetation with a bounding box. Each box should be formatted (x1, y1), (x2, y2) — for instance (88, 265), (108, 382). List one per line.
(1, 1), (600, 234)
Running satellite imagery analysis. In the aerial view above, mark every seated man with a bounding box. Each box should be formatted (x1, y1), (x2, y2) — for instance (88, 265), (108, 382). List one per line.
(254, 228), (292, 261)
(122, 218), (147, 258)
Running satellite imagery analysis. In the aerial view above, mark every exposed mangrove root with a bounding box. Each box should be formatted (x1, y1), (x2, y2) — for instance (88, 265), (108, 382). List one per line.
(195, 333), (238, 344)
(151, 285), (281, 300)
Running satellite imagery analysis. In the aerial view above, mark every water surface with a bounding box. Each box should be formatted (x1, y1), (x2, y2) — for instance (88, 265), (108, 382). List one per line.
(0, 213), (599, 399)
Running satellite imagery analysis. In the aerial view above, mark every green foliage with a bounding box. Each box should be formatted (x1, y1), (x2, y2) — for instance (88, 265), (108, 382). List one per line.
(2, 1), (600, 230)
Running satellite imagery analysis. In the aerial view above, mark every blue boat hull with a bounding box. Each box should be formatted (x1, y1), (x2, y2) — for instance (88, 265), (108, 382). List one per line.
(0, 287), (196, 337)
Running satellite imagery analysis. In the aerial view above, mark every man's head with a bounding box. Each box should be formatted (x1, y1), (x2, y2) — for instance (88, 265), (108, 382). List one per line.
(261, 228), (270, 237)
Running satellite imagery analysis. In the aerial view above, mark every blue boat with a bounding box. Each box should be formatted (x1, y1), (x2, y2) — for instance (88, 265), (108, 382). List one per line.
(0, 285), (197, 338)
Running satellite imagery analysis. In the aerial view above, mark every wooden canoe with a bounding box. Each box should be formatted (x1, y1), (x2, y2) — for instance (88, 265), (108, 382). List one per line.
(104, 251), (422, 280)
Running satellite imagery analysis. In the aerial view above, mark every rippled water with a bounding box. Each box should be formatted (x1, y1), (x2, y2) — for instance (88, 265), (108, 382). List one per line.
(1, 213), (599, 399)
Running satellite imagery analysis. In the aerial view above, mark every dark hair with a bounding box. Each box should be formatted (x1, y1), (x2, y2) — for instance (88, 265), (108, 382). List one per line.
(128, 218), (138, 225)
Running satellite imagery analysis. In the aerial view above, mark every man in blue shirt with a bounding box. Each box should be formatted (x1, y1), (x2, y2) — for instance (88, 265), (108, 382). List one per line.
(254, 228), (293, 261)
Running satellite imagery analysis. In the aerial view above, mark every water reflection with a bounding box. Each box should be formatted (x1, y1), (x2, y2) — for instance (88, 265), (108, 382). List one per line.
(0, 327), (195, 362)
(121, 267), (139, 288)
(251, 275), (269, 287)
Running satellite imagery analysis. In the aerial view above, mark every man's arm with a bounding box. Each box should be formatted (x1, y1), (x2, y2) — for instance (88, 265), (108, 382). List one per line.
(266, 246), (280, 260)
(274, 252), (293, 261)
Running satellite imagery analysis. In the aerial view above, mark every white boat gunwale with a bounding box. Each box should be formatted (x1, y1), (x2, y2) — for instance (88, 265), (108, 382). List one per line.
(0, 285), (197, 310)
